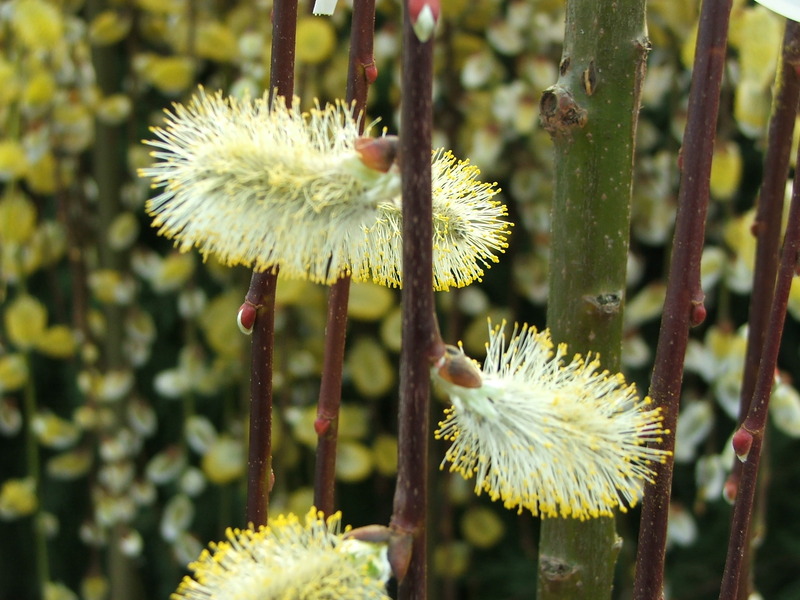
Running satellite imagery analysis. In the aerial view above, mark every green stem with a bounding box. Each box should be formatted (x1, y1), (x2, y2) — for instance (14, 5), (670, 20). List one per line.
(538, 0), (647, 597)
(23, 353), (49, 595)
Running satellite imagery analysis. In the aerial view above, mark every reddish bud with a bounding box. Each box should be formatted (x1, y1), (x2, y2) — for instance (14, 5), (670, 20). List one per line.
(355, 136), (398, 173)
(723, 475), (738, 504)
(387, 531), (414, 581)
(435, 346), (483, 389)
(237, 302), (257, 335)
(344, 524), (393, 544)
(732, 427), (753, 462)
(314, 416), (331, 437)
(409, 0), (440, 42)
(689, 302), (707, 327)
(364, 61), (378, 84)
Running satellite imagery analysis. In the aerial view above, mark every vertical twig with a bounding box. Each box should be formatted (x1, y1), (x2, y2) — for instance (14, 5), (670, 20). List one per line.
(632, 1), (733, 598)
(718, 122), (800, 600)
(389, 1), (444, 597)
(718, 22), (800, 598)
(244, 0), (298, 527)
(313, 0), (377, 516)
(725, 20), (800, 599)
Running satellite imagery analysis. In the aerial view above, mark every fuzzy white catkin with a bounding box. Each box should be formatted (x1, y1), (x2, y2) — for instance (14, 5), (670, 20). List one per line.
(433, 321), (671, 520)
(141, 88), (511, 290)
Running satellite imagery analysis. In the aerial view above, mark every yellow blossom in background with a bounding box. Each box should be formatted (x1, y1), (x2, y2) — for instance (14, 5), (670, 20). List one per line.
(347, 336), (395, 398)
(709, 141), (742, 201)
(347, 282), (395, 321)
(107, 212), (140, 251)
(11, 0), (64, 51)
(0, 140), (29, 181)
(372, 434), (398, 476)
(335, 440), (374, 482)
(139, 55), (195, 96)
(201, 436), (244, 485)
(96, 94), (133, 126)
(296, 16), (337, 64)
(0, 59), (20, 105)
(136, 0), (184, 14)
(4, 294), (47, 350)
(0, 191), (37, 244)
(141, 88), (510, 290)
(36, 325), (77, 359)
(171, 508), (392, 600)
(460, 505), (505, 549)
(26, 152), (61, 195)
(47, 449), (93, 480)
(21, 70), (57, 112)
(433, 321), (670, 520)
(44, 581), (78, 600)
(88, 10), (132, 46)
(0, 353), (29, 391)
(195, 21), (239, 63)
(0, 477), (38, 519)
(33, 411), (81, 449)
(81, 575), (109, 600)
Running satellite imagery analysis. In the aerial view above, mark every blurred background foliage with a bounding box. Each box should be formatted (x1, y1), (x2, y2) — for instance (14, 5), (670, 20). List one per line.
(0, 0), (799, 598)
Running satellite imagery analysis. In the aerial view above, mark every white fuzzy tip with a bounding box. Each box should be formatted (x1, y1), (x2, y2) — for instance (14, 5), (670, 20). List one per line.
(312, 0), (338, 15)
(412, 4), (437, 42)
(755, 0), (800, 20)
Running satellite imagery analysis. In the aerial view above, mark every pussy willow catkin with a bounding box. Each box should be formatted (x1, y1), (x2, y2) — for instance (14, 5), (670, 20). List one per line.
(140, 88), (511, 290)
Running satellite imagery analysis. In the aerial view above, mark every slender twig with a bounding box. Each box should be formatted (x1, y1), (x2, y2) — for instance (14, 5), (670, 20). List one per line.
(632, 1), (733, 598)
(719, 29), (800, 600)
(724, 20), (800, 600)
(390, 2), (445, 597)
(244, 0), (298, 528)
(718, 115), (800, 600)
(313, 0), (377, 516)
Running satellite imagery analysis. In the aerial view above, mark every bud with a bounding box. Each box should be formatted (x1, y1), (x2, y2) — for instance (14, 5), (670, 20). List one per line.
(312, 0), (339, 16)
(237, 302), (256, 335)
(732, 427), (754, 462)
(409, 0), (440, 43)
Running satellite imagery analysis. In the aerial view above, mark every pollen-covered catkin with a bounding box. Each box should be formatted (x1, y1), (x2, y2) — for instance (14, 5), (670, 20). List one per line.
(432, 321), (671, 520)
(140, 88), (511, 290)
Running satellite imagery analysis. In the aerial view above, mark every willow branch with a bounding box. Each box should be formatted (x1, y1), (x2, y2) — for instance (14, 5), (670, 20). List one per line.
(632, 1), (733, 598)
(718, 20), (800, 600)
(389, 1), (445, 597)
(244, 0), (298, 527)
(724, 20), (800, 600)
(312, 0), (377, 517)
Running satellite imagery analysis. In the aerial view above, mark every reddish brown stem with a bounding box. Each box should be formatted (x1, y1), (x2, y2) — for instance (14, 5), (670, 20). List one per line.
(389, 2), (445, 597)
(313, 0), (377, 516)
(725, 20), (800, 599)
(719, 123), (800, 600)
(245, 271), (278, 527)
(244, 0), (297, 527)
(632, 0), (733, 598)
